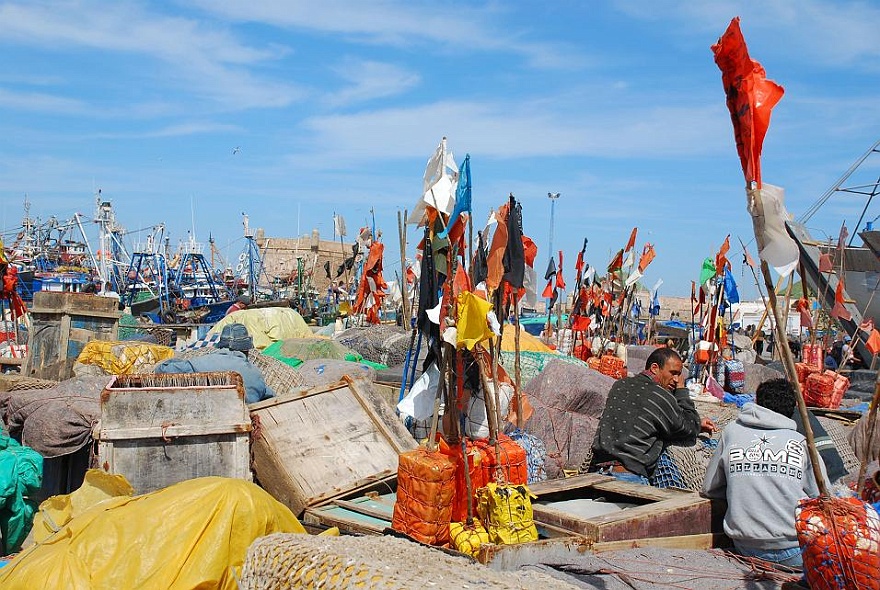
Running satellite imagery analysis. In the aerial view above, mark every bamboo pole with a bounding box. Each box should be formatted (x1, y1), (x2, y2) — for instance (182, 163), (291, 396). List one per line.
(856, 377), (880, 496)
(513, 291), (524, 429)
(748, 186), (828, 496)
(397, 210), (409, 323)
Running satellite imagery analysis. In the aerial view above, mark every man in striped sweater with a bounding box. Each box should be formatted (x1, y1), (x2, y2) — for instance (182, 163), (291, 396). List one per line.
(591, 347), (716, 480)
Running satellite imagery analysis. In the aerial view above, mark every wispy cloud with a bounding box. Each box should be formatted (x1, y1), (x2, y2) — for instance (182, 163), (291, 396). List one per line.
(0, 87), (86, 113)
(0, 1), (303, 110)
(327, 59), (420, 107)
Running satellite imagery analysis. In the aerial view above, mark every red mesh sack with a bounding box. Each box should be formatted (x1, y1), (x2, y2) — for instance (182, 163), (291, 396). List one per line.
(392, 447), (456, 545)
(439, 439), (490, 523)
(587, 357), (601, 371)
(805, 372), (836, 408)
(826, 371), (850, 410)
(795, 496), (880, 590)
(795, 362), (819, 386)
(803, 343), (824, 370)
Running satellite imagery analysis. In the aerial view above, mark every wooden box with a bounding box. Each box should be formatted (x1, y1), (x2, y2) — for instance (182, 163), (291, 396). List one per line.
(249, 376), (416, 516)
(96, 372), (251, 494)
(24, 292), (121, 381)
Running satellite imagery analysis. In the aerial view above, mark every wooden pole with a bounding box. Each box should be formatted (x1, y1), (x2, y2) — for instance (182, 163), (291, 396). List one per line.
(514, 291), (524, 429)
(856, 377), (880, 496)
(397, 210), (410, 323)
(748, 186), (829, 496)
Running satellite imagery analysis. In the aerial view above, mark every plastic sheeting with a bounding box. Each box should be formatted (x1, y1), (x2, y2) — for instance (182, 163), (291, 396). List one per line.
(75, 340), (174, 375)
(209, 307), (313, 350)
(0, 435), (42, 554)
(0, 472), (305, 590)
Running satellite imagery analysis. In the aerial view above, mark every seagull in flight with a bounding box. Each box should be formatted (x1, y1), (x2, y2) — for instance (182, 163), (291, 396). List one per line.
(232, 146), (241, 155)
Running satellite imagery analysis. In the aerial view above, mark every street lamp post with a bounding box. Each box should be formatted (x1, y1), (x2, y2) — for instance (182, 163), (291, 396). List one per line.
(546, 192), (560, 316)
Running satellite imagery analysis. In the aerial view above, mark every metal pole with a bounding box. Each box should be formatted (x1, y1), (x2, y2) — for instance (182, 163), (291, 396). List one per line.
(546, 192), (560, 316)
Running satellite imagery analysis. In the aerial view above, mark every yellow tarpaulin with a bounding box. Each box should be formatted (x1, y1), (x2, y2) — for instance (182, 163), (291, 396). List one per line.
(0, 472), (305, 590)
(500, 326), (553, 353)
(76, 340), (175, 375)
(209, 307), (314, 350)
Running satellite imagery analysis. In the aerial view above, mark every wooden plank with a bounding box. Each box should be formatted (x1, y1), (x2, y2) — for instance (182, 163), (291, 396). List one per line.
(589, 479), (686, 502)
(345, 376), (416, 454)
(247, 381), (345, 410)
(302, 507), (388, 535)
(528, 473), (612, 495)
(590, 533), (725, 552)
(99, 422), (251, 440)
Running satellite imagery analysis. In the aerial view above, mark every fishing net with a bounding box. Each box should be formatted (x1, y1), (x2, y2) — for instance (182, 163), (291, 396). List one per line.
(270, 337), (361, 364)
(816, 416), (861, 474)
(117, 314), (174, 347)
(795, 495), (880, 590)
(508, 429), (548, 483)
(6, 377), (58, 392)
(331, 325), (410, 366)
(523, 359), (612, 478)
(3, 375), (108, 458)
(247, 349), (305, 394)
(499, 350), (589, 389)
(294, 359), (377, 388)
(743, 362), (784, 394)
(238, 533), (583, 590)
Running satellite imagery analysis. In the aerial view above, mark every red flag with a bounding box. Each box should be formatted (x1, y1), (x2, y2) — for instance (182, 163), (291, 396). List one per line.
(624, 227), (638, 253)
(867, 329), (880, 356)
(818, 253), (833, 273)
(637, 243), (655, 273)
(541, 280), (554, 299)
(712, 17), (785, 189)
(555, 251), (566, 290)
(575, 250), (584, 274)
(830, 280), (852, 321)
(744, 247), (756, 268)
(715, 235), (731, 274)
(607, 249), (624, 274)
(572, 315), (591, 331)
(800, 308), (813, 329)
(859, 317), (875, 334)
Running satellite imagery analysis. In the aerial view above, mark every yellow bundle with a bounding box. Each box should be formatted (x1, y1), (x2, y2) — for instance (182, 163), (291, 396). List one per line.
(450, 520), (491, 557)
(76, 340), (174, 375)
(476, 482), (538, 545)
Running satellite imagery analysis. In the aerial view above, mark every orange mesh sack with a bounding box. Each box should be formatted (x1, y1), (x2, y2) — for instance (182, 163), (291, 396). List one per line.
(474, 434), (528, 487)
(795, 496), (880, 590)
(392, 447), (456, 545)
(805, 372), (836, 408)
(439, 439), (489, 523)
(599, 355), (624, 379)
(587, 357), (601, 371)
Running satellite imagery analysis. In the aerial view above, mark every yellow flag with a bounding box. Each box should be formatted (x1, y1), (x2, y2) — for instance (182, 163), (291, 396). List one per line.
(456, 291), (493, 350)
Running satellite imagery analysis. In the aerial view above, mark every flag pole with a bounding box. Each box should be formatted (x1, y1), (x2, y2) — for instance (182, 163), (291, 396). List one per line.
(397, 210), (409, 323)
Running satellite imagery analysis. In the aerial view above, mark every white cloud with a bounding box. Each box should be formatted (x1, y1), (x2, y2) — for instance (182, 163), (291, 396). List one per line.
(0, 87), (86, 113)
(327, 59), (420, 107)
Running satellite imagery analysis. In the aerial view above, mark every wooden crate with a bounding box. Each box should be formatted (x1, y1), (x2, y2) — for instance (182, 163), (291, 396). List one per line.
(96, 372), (251, 494)
(249, 376), (416, 516)
(23, 292), (121, 381)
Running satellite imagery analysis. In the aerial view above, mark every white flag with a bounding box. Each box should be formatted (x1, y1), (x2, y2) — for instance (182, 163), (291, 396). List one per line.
(747, 183), (799, 277)
(624, 270), (643, 288)
(333, 214), (347, 237)
(650, 278), (664, 299)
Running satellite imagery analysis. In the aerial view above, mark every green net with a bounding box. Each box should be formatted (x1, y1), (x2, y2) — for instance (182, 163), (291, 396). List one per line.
(499, 350), (588, 387)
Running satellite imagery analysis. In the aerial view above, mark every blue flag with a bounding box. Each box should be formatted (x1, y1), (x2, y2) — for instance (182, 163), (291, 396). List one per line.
(437, 154), (471, 239)
(724, 267), (740, 305)
(650, 291), (660, 316)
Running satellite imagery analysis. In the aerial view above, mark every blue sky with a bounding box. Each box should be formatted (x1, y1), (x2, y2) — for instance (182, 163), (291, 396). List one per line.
(1, 1), (879, 299)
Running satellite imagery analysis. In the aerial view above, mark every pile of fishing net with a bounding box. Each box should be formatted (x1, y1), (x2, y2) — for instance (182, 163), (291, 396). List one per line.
(294, 359), (377, 388)
(1, 375), (108, 459)
(796, 495), (880, 589)
(117, 314), (174, 346)
(262, 337), (361, 367)
(238, 533), (583, 590)
(523, 359), (611, 478)
(72, 340), (174, 376)
(499, 350), (588, 389)
(247, 349), (306, 395)
(333, 325), (411, 366)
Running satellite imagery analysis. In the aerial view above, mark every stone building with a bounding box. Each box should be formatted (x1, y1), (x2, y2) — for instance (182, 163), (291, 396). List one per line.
(255, 229), (356, 295)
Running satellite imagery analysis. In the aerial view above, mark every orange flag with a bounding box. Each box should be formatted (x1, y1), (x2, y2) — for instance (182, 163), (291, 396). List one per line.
(712, 17), (785, 189)
(555, 251), (566, 290)
(607, 249), (624, 274)
(715, 235), (731, 274)
(867, 329), (880, 356)
(624, 227), (638, 253)
(637, 243), (655, 273)
(830, 280), (852, 321)
(818, 253), (833, 273)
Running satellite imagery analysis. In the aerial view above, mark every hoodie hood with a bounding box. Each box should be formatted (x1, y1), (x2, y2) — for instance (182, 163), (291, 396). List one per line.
(737, 402), (796, 431)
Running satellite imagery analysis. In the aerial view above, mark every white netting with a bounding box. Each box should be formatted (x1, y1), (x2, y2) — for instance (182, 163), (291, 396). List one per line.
(333, 326), (412, 366)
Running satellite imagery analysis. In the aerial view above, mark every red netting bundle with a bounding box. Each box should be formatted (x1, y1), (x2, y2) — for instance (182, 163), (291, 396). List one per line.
(802, 343), (824, 370)
(795, 362), (819, 387)
(392, 447), (456, 545)
(598, 354), (627, 379)
(795, 495), (880, 590)
(804, 372), (836, 408)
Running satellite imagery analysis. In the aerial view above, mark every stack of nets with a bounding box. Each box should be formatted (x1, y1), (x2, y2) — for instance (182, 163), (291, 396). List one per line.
(247, 350), (305, 395)
(332, 326), (411, 366)
(523, 359), (612, 478)
(117, 314), (174, 346)
(817, 416), (861, 474)
(743, 362), (784, 394)
(269, 338), (360, 363)
(294, 359), (377, 388)
(238, 533), (582, 590)
(2, 375), (108, 458)
(499, 350), (589, 389)
(648, 401), (742, 491)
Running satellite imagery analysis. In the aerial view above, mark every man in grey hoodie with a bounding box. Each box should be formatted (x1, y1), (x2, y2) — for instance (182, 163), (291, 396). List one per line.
(702, 378), (825, 569)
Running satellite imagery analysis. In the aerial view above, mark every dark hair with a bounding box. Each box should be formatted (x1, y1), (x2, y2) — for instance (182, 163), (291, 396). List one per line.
(645, 347), (681, 371)
(755, 378), (796, 417)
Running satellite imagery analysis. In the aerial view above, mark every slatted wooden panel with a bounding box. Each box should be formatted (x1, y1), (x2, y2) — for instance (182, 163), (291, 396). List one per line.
(96, 372), (251, 494)
(250, 376), (416, 516)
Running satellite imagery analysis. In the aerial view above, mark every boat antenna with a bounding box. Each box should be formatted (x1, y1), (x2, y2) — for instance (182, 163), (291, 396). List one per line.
(798, 139), (880, 224)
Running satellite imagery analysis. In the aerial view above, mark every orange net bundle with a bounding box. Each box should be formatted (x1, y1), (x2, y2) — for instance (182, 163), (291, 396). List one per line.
(473, 434), (528, 487)
(391, 447), (456, 545)
(802, 343), (824, 370)
(439, 439), (489, 523)
(804, 372), (836, 408)
(795, 496), (880, 590)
